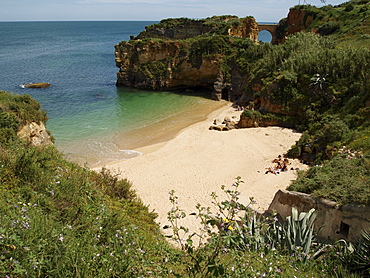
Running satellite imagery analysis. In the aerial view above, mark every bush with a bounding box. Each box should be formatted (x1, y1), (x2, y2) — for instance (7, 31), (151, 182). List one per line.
(0, 111), (19, 131)
(288, 155), (370, 205)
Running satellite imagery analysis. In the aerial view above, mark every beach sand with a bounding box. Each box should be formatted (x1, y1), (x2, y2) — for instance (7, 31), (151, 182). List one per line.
(97, 102), (308, 239)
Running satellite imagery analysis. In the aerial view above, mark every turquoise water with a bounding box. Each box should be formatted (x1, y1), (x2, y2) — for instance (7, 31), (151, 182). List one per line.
(0, 21), (272, 166)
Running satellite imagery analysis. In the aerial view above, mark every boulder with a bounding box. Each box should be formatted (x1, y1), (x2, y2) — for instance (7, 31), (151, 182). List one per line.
(209, 124), (228, 131)
(210, 116), (240, 131)
(22, 82), (51, 88)
(17, 122), (53, 147)
(213, 118), (223, 125)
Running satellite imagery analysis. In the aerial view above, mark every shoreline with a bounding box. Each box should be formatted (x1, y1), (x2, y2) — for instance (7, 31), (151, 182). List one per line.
(95, 103), (308, 235)
(61, 96), (227, 168)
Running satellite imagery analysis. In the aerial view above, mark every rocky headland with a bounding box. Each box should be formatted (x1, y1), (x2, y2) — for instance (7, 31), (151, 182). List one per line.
(114, 9), (320, 128)
(114, 8), (331, 163)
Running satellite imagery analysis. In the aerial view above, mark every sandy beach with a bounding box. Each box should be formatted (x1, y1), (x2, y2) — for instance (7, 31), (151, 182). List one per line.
(98, 102), (308, 237)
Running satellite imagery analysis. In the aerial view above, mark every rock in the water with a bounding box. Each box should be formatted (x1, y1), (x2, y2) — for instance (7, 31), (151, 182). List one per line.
(22, 82), (51, 88)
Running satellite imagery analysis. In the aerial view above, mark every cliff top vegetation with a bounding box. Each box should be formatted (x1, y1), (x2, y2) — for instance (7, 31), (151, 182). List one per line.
(291, 0), (370, 47)
(133, 15), (256, 40)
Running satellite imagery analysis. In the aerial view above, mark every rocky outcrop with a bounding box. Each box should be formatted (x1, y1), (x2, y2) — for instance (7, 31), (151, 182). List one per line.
(209, 115), (239, 131)
(227, 17), (259, 43)
(17, 122), (53, 147)
(22, 82), (51, 88)
(268, 190), (370, 243)
(115, 10), (324, 111)
(115, 40), (220, 91)
(115, 11), (319, 95)
(286, 8), (317, 35)
(115, 16), (262, 93)
(275, 8), (318, 44)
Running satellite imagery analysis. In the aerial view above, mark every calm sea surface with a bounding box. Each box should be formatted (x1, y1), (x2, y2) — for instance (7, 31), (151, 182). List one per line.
(0, 21), (272, 166)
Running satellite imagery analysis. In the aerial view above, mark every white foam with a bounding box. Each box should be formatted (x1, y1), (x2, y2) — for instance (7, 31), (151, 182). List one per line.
(119, 149), (142, 158)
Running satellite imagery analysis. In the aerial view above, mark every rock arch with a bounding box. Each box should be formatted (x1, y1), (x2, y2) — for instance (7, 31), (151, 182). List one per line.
(257, 24), (278, 44)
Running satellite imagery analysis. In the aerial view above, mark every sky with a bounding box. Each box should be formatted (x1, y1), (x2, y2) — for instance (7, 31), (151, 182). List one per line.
(1, 0), (346, 22)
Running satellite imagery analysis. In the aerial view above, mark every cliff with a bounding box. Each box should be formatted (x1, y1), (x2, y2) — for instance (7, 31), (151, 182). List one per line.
(135, 18), (213, 40)
(115, 3), (370, 148)
(114, 11), (317, 99)
(115, 39), (220, 91)
(115, 16), (259, 96)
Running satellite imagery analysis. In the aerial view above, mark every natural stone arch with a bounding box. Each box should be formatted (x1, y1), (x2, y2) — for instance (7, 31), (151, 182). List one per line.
(257, 24), (278, 44)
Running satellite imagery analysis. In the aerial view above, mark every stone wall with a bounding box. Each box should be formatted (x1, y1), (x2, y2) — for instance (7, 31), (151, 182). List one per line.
(268, 190), (370, 243)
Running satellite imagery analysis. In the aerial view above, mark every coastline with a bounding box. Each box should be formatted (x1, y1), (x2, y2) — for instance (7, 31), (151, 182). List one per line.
(95, 102), (308, 236)
(59, 95), (227, 168)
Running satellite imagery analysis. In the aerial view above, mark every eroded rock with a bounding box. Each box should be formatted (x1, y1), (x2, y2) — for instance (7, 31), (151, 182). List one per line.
(17, 122), (53, 147)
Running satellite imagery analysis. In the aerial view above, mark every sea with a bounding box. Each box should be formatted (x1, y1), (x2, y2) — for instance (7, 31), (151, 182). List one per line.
(0, 21), (273, 167)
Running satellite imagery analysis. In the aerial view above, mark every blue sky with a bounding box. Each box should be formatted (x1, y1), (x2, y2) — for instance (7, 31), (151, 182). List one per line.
(1, 0), (346, 22)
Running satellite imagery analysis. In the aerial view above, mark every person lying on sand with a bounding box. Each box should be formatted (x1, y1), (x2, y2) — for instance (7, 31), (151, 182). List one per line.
(266, 155), (290, 174)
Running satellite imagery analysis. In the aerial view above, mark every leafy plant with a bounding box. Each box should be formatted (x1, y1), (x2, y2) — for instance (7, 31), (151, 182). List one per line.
(349, 229), (370, 276)
(164, 178), (327, 277)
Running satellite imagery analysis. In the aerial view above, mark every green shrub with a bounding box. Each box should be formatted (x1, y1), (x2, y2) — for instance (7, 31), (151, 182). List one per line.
(288, 156), (370, 205)
(0, 111), (19, 131)
(241, 109), (262, 120)
(348, 230), (370, 276)
(90, 168), (136, 200)
(139, 60), (167, 79)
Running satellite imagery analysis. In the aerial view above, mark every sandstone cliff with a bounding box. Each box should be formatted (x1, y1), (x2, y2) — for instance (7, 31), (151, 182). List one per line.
(115, 39), (220, 91)
(17, 121), (53, 147)
(115, 11), (316, 99)
(115, 16), (260, 95)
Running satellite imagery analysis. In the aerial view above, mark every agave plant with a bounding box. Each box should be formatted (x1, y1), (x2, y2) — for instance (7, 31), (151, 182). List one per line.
(263, 207), (321, 261)
(349, 229), (370, 276)
(232, 211), (267, 251)
(284, 207), (318, 255)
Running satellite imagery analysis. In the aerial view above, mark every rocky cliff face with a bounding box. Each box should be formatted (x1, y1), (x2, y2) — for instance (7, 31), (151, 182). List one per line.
(17, 122), (53, 147)
(115, 11), (318, 107)
(115, 16), (261, 94)
(276, 8), (318, 43)
(286, 8), (317, 34)
(227, 17), (259, 43)
(115, 40), (220, 90)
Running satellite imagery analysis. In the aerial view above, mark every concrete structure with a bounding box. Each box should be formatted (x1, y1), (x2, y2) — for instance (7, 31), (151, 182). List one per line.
(268, 190), (370, 243)
(258, 24), (279, 44)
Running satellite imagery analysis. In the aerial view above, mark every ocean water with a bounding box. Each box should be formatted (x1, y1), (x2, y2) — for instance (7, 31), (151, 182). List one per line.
(0, 21), (272, 166)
